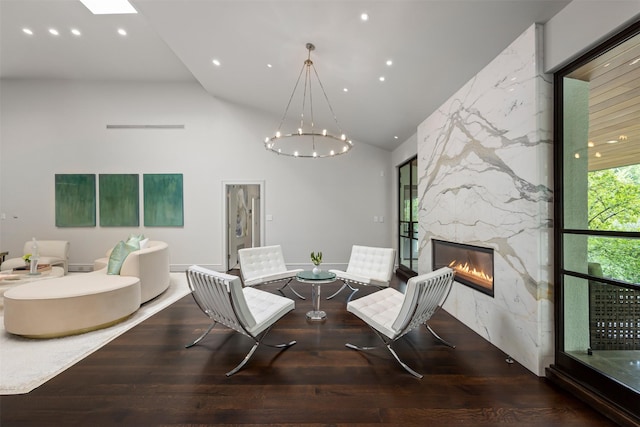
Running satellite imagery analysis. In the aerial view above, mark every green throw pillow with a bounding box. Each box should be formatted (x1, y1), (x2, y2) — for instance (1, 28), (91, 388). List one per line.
(106, 240), (139, 275)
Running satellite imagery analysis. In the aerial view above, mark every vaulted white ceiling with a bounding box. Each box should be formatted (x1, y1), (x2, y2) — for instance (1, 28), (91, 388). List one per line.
(0, 0), (571, 151)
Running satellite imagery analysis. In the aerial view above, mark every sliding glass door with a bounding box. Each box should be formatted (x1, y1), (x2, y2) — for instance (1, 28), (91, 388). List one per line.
(553, 20), (640, 422)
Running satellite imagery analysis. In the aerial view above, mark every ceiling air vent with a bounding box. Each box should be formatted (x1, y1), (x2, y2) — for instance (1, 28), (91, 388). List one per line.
(106, 125), (185, 129)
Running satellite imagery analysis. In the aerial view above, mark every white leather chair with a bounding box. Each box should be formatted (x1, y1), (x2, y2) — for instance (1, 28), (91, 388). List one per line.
(237, 245), (305, 299)
(0, 240), (70, 274)
(328, 245), (396, 302)
(345, 267), (455, 378)
(185, 265), (297, 376)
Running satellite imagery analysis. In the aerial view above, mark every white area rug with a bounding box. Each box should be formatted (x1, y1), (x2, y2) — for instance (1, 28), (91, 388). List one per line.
(0, 272), (190, 395)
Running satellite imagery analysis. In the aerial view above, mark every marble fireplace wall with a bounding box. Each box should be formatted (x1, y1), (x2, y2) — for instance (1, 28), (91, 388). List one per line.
(417, 24), (553, 376)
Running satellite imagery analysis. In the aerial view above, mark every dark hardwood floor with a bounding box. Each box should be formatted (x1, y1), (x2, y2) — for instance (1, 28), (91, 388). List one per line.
(0, 275), (620, 426)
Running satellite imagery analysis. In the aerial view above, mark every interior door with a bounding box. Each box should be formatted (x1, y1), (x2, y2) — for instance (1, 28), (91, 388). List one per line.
(226, 184), (261, 271)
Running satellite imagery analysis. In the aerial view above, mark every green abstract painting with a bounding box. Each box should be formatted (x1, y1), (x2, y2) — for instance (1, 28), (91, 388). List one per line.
(55, 174), (96, 227)
(144, 174), (184, 227)
(99, 174), (139, 227)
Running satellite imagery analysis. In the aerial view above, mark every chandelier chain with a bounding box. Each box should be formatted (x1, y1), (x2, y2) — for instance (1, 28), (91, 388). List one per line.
(305, 62), (315, 150)
(311, 63), (343, 135)
(277, 62), (306, 133)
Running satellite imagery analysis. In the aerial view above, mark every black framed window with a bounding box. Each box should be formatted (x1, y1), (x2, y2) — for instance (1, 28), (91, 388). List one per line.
(398, 156), (418, 277)
(553, 19), (640, 421)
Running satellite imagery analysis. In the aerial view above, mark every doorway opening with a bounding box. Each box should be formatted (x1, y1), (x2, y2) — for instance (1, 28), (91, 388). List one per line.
(223, 181), (265, 272)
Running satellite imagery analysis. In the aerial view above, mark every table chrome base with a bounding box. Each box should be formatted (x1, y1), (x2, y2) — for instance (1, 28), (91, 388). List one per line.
(306, 310), (327, 321)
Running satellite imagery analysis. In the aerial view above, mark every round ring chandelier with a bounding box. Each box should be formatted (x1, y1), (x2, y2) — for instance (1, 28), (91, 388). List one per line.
(264, 43), (353, 158)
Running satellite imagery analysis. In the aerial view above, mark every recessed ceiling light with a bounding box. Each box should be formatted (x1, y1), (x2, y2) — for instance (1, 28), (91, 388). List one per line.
(595, 152), (602, 158)
(360, 13), (369, 21)
(267, 64), (272, 68)
(379, 76), (385, 82)
(212, 59), (221, 66)
(49, 28), (59, 36)
(619, 134), (628, 140)
(588, 141), (595, 147)
(117, 28), (127, 36)
(71, 28), (81, 36)
(343, 88), (348, 92)
(79, 0), (137, 15)
(394, 136), (398, 139)
(386, 60), (393, 66)
(22, 28), (33, 35)
(607, 140), (618, 144)
(574, 153), (580, 159)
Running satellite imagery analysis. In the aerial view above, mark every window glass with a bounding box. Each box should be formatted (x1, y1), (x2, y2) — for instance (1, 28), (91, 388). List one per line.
(588, 165), (640, 232)
(557, 23), (640, 416)
(564, 234), (640, 284)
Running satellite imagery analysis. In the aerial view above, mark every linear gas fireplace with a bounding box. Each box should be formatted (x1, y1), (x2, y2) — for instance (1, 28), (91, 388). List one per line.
(432, 239), (494, 297)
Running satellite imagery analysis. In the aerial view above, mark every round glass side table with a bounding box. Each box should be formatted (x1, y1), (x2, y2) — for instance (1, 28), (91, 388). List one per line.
(296, 270), (337, 320)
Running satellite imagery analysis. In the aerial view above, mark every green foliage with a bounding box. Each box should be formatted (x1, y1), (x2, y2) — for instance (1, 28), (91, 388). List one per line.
(402, 196), (418, 222)
(310, 251), (322, 266)
(588, 164), (640, 284)
(588, 237), (640, 284)
(588, 167), (640, 230)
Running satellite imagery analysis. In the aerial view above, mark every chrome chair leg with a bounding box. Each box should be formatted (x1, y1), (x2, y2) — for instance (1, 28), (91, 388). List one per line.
(277, 278), (306, 300)
(346, 341), (422, 378)
(327, 281), (359, 300)
(346, 324), (429, 379)
(226, 341), (260, 376)
(386, 344), (423, 379)
(345, 286), (359, 303)
(227, 326), (297, 376)
(327, 283), (346, 300)
(345, 342), (378, 351)
(225, 337), (295, 377)
(426, 324), (456, 348)
(264, 340), (297, 349)
(185, 321), (216, 348)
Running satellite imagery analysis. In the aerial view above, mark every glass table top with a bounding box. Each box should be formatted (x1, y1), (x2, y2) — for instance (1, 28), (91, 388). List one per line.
(296, 271), (336, 281)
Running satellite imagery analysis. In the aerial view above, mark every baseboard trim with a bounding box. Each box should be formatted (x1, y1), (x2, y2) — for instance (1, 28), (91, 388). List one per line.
(545, 365), (640, 427)
(69, 264), (224, 273)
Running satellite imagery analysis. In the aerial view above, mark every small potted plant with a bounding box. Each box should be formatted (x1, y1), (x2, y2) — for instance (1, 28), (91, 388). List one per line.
(310, 251), (322, 275)
(22, 253), (32, 267)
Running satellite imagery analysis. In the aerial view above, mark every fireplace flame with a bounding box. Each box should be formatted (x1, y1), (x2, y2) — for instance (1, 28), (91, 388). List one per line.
(448, 259), (493, 287)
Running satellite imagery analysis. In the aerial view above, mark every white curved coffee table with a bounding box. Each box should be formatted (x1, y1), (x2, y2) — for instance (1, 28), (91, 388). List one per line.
(0, 267), (64, 309)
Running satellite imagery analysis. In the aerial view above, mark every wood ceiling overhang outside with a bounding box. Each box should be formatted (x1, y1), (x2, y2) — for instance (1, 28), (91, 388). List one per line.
(567, 32), (640, 172)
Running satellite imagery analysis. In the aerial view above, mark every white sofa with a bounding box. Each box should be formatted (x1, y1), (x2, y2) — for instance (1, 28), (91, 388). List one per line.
(4, 274), (141, 338)
(1, 240), (70, 274)
(3, 240), (170, 338)
(94, 240), (170, 303)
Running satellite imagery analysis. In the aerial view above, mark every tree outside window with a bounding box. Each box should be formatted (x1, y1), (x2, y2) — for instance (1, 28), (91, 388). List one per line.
(588, 164), (640, 284)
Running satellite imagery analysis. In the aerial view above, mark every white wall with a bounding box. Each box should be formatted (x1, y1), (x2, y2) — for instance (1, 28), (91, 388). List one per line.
(544, 0), (640, 72)
(0, 80), (392, 271)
